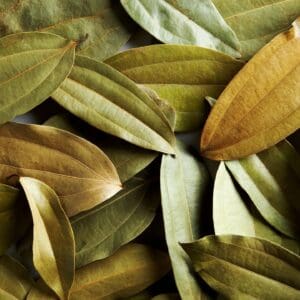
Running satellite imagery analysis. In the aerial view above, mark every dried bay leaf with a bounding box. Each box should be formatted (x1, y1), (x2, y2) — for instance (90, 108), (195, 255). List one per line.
(0, 0), (133, 61)
(213, 0), (300, 59)
(120, 0), (240, 57)
(106, 45), (243, 132)
(20, 177), (75, 300)
(52, 56), (175, 154)
(0, 32), (75, 124)
(0, 255), (34, 300)
(214, 162), (300, 254)
(28, 244), (171, 300)
(201, 19), (300, 160)
(0, 122), (121, 217)
(182, 235), (300, 299)
(72, 167), (160, 268)
(45, 113), (159, 183)
(160, 141), (210, 299)
(225, 141), (300, 240)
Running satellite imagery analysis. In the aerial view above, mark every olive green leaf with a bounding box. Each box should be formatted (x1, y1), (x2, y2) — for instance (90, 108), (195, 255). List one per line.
(0, 32), (75, 124)
(72, 168), (160, 268)
(214, 162), (300, 255)
(120, 0), (240, 57)
(152, 294), (181, 300)
(27, 244), (171, 300)
(20, 177), (75, 300)
(0, 255), (34, 300)
(182, 235), (300, 299)
(106, 45), (243, 132)
(45, 113), (159, 183)
(160, 141), (210, 299)
(0, 184), (20, 254)
(52, 55), (175, 154)
(213, 0), (300, 59)
(0, 1), (133, 61)
(0, 122), (121, 217)
(225, 141), (300, 240)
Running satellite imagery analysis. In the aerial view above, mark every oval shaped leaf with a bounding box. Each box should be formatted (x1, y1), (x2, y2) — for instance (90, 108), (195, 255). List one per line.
(160, 141), (210, 299)
(0, 122), (121, 216)
(213, 0), (300, 59)
(106, 45), (243, 132)
(201, 20), (300, 160)
(72, 168), (160, 268)
(20, 177), (75, 300)
(52, 55), (175, 154)
(0, 255), (34, 300)
(28, 244), (171, 300)
(0, 32), (75, 123)
(182, 235), (300, 299)
(121, 0), (240, 57)
(214, 162), (300, 254)
(225, 141), (300, 240)
(0, 1), (133, 61)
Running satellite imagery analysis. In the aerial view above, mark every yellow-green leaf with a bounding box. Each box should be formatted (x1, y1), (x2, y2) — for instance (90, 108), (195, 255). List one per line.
(27, 244), (171, 300)
(106, 45), (243, 132)
(0, 122), (121, 217)
(201, 19), (300, 160)
(225, 141), (300, 240)
(20, 177), (75, 300)
(182, 235), (300, 299)
(0, 32), (75, 123)
(0, 255), (34, 300)
(0, 1), (133, 61)
(52, 55), (175, 154)
(213, 0), (300, 59)
(120, 0), (240, 57)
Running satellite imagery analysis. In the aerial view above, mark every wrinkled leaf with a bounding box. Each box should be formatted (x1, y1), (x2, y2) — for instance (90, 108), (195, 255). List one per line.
(0, 32), (75, 123)
(160, 141), (210, 299)
(121, 0), (240, 57)
(214, 162), (300, 254)
(45, 113), (159, 183)
(28, 244), (171, 300)
(225, 140), (300, 240)
(201, 19), (300, 160)
(0, 122), (121, 217)
(0, 255), (34, 300)
(52, 55), (175, 154)
(20, 177), (75, 300)
(106, 45), (243, 132)
(182, 235), (300, 299)
(72, 167), (160, 268)
(213, 0), (300, 59)
(0, 1), (133, 61)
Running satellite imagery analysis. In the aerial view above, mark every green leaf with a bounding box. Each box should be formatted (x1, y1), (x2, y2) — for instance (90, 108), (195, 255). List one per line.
(0, 32), (75, 123)
(0, 1), (133, 61)
(20, 177), (75, 300)
(0, 255), (34, 300)
(106, 45), (243, 132)
(120, 0), (240, 57)
(0, 122), (121, 217)
(225, 140), (300, 240)
(160, 141), (210, 299)
(45, 113), (159, 183)
(72, 168), (160, 268)
(214, 162), (300, 255)
(52, 55), (175, 154)
(213, 0), (300, 59)
(182, 235), (300, 299)
(27, 244), (171, 300)
(152, 294), (181, 300)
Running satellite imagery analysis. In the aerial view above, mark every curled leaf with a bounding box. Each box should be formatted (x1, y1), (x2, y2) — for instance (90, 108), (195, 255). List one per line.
(0, 32), (75, 123)
(201, 20), (300, 160)
(20, 177), (75, 300)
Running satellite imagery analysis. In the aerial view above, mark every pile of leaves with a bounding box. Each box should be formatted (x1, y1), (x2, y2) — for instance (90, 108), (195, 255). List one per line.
(0, 1), (300, 299)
